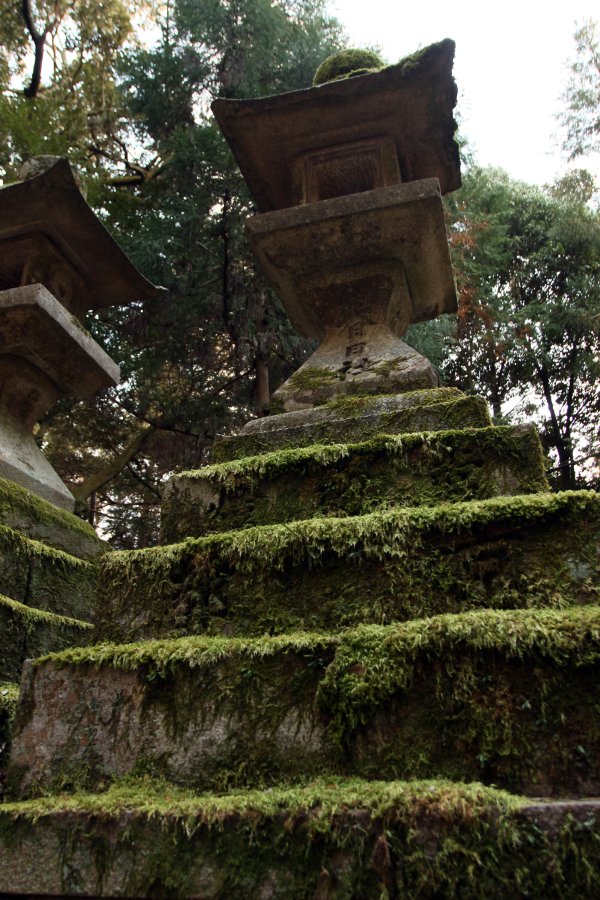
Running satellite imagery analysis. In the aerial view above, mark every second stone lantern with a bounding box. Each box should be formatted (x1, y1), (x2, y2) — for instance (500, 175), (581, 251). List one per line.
(213, 38), (460, 413)
(0, 159), (162, 509)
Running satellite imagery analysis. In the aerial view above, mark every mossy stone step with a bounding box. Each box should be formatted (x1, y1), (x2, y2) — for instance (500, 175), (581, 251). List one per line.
(163, 424), (548, 541)
(101, 492), (599, 642)
(0, 523), (98, 621)
(0, 592), (92, 683)
(1, 778), (600, 898)
(0, 475), (106, 561)
(212, 388), (491, 462)
(10, 606), (600, 798)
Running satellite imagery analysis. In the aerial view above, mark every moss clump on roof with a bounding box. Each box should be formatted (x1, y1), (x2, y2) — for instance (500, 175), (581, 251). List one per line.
(313, 49), (385, 86)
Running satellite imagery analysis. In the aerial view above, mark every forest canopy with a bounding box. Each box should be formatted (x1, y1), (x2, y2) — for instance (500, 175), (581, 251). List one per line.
(1, 2), (598, 545)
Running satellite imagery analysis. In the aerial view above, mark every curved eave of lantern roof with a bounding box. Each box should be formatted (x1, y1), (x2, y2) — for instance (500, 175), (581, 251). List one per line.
(0, 159), (165, 310)
(212, 38), (460, 213)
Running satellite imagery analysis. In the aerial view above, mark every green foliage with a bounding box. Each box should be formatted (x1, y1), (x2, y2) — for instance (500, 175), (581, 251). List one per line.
(442, 166), (600, 489)
(313, 48), (384, 85)
(560, 19), (600, 159)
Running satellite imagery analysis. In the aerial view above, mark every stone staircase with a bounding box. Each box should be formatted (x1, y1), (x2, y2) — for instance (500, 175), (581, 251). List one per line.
(1, 389), (599, 896)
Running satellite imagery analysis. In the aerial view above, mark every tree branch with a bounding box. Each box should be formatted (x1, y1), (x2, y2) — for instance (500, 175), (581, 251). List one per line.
(22, 0), (51, 98)
(71, 425), (153, 503)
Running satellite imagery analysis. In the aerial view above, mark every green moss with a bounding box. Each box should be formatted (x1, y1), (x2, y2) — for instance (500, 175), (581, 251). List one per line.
(107, 491), (599, 641)
(20, 606), (600, 796)
(2, 775), (600, 897)
(174, 425), (547, 497)
(317, 605), (600, 737)
(39, 629), (331, 677)
(211, 394), (492, 462)
(322, 388), (462, 416)
(286, 366), (340, 392)
(0, 477), (103, 557)
(0, 593), (92, 632)
(6, 776), (600, 898)
(0, 681), (19, 769)
(0, 522), (98, 620)
(313, 49), (385, 86)
(165, 425), (549, 544)
(0, 592), (92, 683)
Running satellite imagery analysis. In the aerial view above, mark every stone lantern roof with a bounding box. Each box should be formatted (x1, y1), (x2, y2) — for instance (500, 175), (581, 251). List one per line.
(0, 158), (163, 319)
(212, 38), (460, 212)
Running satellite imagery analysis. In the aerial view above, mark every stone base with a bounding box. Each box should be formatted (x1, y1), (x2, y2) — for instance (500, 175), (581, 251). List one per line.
(10, 604), (600, 798)
(212, 388), (492, 462)
(0, 283), (121, 511)
(0, 413), (75, 510)
(163, 425), (549, 541)
(271, 327), (439, 412)
(2, 781), (600, 898)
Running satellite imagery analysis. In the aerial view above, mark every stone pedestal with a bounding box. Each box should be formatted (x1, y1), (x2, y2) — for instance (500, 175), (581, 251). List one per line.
(247, 179), (456, 410)
(0, 284), (119, 509)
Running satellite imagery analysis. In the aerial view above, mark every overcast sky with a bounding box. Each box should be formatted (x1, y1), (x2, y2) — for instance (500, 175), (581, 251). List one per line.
(330, 0), (599, 186)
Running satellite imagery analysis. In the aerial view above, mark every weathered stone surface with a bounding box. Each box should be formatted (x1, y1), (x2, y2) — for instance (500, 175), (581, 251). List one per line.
(212, 388), (492, 461)
(162, 425), (548, 541)
(212, 38), (460, 212)
(103, 492), (598, 642)
(10, 644), (332, 796)
(0, 410), (75, 510)
(10, 606), (600, 798)
(0, 592), (92, 683)
(247, 180), (456, 342)
(272, 332), (439, 411)
(0, 285), (119, 400)
(2, 780), (600, 898)
(0, 476), (106, 560)
(0, 524), (97, 620)
(247, 180), (456, 407)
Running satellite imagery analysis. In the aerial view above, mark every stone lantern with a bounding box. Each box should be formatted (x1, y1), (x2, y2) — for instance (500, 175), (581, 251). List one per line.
(0, 158), (162, 509)
(213, 39), (460, 413)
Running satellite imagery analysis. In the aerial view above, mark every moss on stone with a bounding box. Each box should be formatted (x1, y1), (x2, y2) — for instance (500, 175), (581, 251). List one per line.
(164, 425), (549, 541)
(313, 49), (385, 86)
(0, 593), (92, 683)
(211, 394), (492, 462)
(0, 477), (104, 559)
(4, 775), (600, 898)
(103, 491), (599, 641)
(0, 681), (19, 768)
(2, 774), (599, 898)
(18, 606), (600, 796)
(0, 523), (98, 620)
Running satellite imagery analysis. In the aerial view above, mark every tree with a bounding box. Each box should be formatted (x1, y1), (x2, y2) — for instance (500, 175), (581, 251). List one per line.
(442, 167), (600, 490)
(0, 0), (141, 179)
(559, 19), (600, 160)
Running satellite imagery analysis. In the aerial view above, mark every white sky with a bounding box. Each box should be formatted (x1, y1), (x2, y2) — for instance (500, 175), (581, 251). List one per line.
(330, 0), (600, 186)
